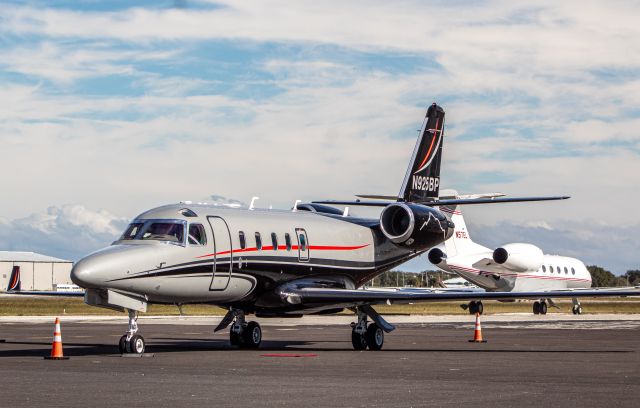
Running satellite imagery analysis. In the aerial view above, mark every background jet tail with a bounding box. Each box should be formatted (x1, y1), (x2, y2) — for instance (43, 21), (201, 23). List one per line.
(438, 194), (489, 257)
(7, 266), (20, 291)
(398, 103), (445, 203)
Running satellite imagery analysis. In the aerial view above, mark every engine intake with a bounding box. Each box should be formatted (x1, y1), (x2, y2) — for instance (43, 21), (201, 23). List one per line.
(379, 203), (453, 250)
(492, 243), (543, 272)
(427, 248), (447, 265)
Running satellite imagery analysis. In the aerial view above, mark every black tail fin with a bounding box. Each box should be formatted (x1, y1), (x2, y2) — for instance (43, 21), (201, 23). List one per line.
(7, 266), (20, 291)
(398, 103), (445, 203)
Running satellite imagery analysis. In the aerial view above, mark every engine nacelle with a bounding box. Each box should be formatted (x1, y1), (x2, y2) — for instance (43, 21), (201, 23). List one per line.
(427, 248), (447, 265)
(492, 243), (544, 272)
(379, 203), (453, 250)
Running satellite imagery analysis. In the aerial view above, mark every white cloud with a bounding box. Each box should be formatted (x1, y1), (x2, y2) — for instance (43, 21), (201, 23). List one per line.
(0, 205), (128, 261)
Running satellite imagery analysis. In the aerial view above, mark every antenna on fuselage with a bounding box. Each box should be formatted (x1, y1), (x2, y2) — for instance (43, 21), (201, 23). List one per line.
(249, 196), (260, 210)
(343, 206), (350, 217)
(292, 200), (302, 212)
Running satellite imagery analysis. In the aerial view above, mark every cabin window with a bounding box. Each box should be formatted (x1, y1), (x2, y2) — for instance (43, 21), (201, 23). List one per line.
(571, 267), (575, 275)
(285, 233), (292, 251)
(120, 223), (143, 240)
(239, 231), (246, 249)
(299, 233), (307, 251)
(564, 267), (568, 274)
(556, 266), (561, 274)
(542, 265), (546, 273)
(255, 232), (262, 250)
(188, 224), (207, 245)
(271, 233), (278, 251)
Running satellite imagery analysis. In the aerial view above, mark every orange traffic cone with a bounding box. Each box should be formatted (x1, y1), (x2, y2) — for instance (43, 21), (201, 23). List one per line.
(44, 317), (69, 360)
(468, 312), (487, 343)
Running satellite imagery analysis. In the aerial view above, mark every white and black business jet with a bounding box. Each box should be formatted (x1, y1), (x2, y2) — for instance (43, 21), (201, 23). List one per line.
(65, 103), (639, 354)
(427, 201), (621, 315)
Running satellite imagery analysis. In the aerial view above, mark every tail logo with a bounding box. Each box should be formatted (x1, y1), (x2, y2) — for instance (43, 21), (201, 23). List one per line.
(413, 119), (442, 174)
(8, 266), (20, 291)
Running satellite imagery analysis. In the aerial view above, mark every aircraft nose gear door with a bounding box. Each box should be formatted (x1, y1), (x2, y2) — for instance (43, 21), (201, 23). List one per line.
(208, 216), (233, 290)
(296, 228), (309, 262)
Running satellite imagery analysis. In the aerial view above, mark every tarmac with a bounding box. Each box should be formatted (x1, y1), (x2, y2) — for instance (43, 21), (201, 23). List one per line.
(0, 314), (638, 408)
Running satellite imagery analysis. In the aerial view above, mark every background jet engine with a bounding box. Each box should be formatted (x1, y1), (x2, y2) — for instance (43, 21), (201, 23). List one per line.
(427, 247), (447, 265)
(379, 203), (453, 250)
(492, 243), (544, 272)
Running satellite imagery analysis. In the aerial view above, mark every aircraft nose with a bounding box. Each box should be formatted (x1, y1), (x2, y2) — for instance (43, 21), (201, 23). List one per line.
(70, 256), (102, 288)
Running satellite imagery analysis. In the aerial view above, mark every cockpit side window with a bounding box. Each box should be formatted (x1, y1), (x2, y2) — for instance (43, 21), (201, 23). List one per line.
(120, 223), (144, 240)
(188, 224), (207, 246)
(141, 222), (185, 244)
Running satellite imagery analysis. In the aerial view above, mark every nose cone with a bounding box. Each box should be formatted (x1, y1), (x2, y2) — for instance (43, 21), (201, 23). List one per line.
(71, 255), (103, 288)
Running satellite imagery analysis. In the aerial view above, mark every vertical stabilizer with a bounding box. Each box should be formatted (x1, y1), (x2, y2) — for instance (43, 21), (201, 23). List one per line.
(7, 266), (20, 291)
(399, 103), (445, 203)
(439, 205), (487, 257)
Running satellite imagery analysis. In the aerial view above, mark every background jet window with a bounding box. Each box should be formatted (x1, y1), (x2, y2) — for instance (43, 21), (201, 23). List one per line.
(556, 266), (561, 274)
(571, 267), (575, 275)
(239, 231), (246, 249)
(299, 233), (307, 251)
(188, 224), (207, 245)
(542, 265), (546, 273)
(271, 233), (278, 251)
(564, 267), (568, 274)
(255, 232), (262, 250)
(285, 233), (292, 251)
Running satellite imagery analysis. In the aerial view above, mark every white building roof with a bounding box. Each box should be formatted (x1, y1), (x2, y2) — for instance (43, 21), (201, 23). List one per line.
(0, 251), (71, 263)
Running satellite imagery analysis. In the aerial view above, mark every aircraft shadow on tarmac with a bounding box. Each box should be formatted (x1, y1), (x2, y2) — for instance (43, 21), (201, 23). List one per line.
(0, 339), (633, 357)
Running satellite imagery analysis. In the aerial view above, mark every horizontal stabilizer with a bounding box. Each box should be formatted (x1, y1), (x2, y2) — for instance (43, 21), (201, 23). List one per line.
(313, 196), (570, 207)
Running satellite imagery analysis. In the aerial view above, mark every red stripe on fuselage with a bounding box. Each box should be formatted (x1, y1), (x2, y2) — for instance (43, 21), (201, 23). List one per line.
(196, 244), (369, 259)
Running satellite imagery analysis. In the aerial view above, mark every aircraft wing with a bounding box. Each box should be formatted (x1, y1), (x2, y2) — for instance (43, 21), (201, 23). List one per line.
(280, 286), (640, 308)
(6, 290), (84, 297)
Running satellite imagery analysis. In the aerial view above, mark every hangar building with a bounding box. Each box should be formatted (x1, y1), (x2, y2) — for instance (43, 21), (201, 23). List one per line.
(0, 251), (73, 291)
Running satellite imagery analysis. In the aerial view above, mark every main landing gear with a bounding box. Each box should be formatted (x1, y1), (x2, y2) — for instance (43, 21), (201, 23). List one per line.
(468, 300), (484, 315)
(229, 310), (262, 349)
(572, 298), (583, 315)
(532, 300), (548, 315)
(119, 309), (146, 354)
(351, 309), (384, 351)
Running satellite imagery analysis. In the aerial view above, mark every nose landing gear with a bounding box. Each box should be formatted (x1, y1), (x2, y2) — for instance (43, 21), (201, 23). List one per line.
(119, 309), (146, 354)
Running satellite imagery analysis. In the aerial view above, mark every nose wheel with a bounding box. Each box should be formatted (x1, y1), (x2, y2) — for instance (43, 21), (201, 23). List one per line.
(119, 309), (146, 355)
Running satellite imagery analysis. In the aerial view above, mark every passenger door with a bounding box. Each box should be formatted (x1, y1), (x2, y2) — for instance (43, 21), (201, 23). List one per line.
(296, 228), (310, 262)
(208, 216), (233, 290)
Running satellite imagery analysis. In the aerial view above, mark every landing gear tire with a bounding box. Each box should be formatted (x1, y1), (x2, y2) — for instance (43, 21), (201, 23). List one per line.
(469, 301), (483, 315)
(118, 335), (128, 354)
(230, 329), (242, 347)
(129, 334), (146, 354)
(572, 305), (583, 315)
(242, 321), (262, 349)
(540, 301), (548, 315)
(365, 323), (384, 351)
(533, 301), (541, 315)
(351, 329), (367, 350)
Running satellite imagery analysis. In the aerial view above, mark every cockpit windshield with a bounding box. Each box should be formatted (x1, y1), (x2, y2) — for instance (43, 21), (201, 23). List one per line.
(119, 220), (186, 244)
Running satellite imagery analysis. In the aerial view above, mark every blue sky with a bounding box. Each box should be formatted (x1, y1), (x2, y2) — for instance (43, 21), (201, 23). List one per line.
(0, 0), (639, 273)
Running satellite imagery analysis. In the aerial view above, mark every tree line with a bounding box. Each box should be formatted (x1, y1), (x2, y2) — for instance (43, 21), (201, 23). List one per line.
(587, 266), (640, 287)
